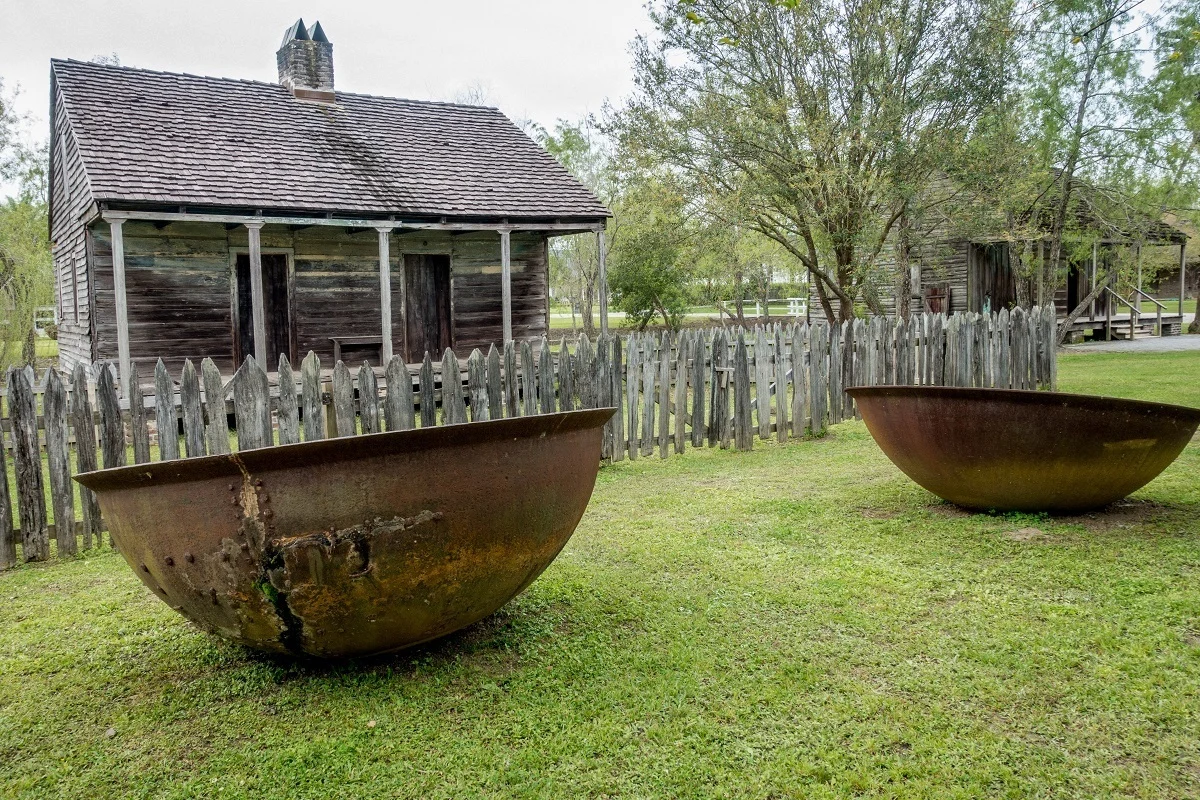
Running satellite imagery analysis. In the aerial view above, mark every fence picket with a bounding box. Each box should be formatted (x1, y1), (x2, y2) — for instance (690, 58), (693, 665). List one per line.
(486, 345), (503, 421)
(154, 360), (180, 461)
(640, 336), (656, 457)
(734, 331), (753, 451)
(274, 357), (300, 446)
(300, 352), (324, 442)
(690, 332), (706, 449)
(0, 384), (12, 564)
(775, 326), (789, 442)
(559, 340), (575, 413)
(810, 324), (828, 436)
(611, 336), (626, 461)
(468, 349), (489, 422)
(503, 341), (518, 418)
(97, 363), (126, 471)
(674, 334), (687, 454)
(520, 341), (536, 417)
(419, 353), (436, 427)
(9, 368), (47, 561)
(539, 339), (555, 415)
(755, 329), (771, 440)
(385, 356), (415, 432)
(181, 360), (207, 456)
(234, 356), (272, 450)
(596, 336), (614, 459)
(792, 324), (807, 436)
(127, 361), (151, 464)
(828, 324), (843, 424)
(441, 349), (466, 425)
(332, 361), (356, 436)
(69, 363), (101, 550)
(44, 370), (76, 557)
(359, 362), (382, 434)
(203, 358), (233, 454)
(624, 334), (638, 458)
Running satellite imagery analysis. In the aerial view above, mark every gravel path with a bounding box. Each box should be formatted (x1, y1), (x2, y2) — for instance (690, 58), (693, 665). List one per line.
(1062, 332), (1200, 354)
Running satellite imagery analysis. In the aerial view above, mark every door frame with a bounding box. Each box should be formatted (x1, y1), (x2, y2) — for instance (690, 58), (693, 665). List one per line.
(399, 249), (455, 361)
(229, 247), (296, 366)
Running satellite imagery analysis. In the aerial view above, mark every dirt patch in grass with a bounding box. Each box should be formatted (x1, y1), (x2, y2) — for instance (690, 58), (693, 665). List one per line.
(924, 502), (976, 519)
(1059, 499), (1175, 532)
(860, 507), (899, 520)
(1005, 527), (1048, 542)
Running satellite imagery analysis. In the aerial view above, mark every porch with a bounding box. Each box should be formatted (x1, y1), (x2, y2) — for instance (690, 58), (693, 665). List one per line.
(97, 209), (611, 395)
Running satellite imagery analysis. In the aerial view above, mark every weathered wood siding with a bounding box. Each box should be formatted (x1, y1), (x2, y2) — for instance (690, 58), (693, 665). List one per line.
(92, 222), (235, 375)
(49, 75), (95, 373)
(806, 239), (970, 321)
(88, 222), (549, 369)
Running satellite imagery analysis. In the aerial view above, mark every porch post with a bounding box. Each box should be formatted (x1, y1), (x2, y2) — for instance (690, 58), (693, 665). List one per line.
(106, 217), (132, 397)
(1181, 242), (1188, 317)
(245, 222), (267, 365)
(597, 227), (609, 335)
(377, 226), (394, 363)
(1090, 242), (1098, 319)
(500, 228), (512, 344)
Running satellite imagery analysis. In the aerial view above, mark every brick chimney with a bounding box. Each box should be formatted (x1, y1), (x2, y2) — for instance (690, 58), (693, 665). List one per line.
(277, 19), (334, 102)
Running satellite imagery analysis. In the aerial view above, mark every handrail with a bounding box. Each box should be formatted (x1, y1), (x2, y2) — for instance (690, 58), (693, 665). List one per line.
(1103, 286), (1139, 341)
(1129, 286), (1168, 310)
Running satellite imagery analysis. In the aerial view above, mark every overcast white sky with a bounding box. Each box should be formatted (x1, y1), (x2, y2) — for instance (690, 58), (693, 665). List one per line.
(3, 0), (652, 197)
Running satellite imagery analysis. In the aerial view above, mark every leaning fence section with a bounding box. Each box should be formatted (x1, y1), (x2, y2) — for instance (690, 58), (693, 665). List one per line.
(0, 305), (1056, 568)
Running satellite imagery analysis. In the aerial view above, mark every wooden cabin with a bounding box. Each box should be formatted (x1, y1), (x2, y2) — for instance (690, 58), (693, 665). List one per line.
(48, 20), (610, 391)
(808, 189), (1188, 339)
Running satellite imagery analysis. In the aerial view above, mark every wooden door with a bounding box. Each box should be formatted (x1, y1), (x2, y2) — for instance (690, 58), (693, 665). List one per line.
(970, 243), (1016, 314)
(235, 253), (292, 366)
(403, 254), (452, 362)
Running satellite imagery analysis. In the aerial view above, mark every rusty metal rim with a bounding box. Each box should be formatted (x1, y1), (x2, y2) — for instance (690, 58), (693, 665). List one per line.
(845, 385), (1200, 422)
(75, 408), (618, 492)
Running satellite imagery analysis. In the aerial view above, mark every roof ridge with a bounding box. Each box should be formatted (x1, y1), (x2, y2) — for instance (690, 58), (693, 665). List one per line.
(50, 58), (504, 113)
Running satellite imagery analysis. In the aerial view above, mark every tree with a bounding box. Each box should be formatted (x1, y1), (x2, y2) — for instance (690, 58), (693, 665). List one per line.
(0, 79), (53, 368)
(540, 120), (613, 337)
(612, 0), (1010, 324)
(608, 177), (692, 330)
(1142, 0), (1199, 331)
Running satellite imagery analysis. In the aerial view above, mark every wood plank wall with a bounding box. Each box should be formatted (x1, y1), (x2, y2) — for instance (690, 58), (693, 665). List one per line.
(48, 76), (94, 372)
(82, 222), (549, 375)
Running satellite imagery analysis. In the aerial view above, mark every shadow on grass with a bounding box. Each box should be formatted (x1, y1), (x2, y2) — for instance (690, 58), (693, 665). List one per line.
(223, 594), (584, 685)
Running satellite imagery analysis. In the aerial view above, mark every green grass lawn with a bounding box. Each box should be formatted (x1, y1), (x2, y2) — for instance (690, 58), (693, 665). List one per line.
(1137, 298), (1194, 315)
(2, 352), (1199, 798)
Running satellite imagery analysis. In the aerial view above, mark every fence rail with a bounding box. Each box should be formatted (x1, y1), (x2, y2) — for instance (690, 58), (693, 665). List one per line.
(0, 305), (1056, 569)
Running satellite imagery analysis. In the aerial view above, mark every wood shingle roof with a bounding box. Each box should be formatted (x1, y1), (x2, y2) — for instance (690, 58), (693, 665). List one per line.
(52, 59), (610, 221)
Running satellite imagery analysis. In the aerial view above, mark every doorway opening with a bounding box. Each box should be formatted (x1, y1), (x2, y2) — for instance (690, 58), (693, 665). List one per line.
(234, 252), (292, 366)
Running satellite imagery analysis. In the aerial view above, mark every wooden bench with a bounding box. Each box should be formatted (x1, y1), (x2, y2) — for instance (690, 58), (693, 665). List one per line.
(330, 336), (384, 364)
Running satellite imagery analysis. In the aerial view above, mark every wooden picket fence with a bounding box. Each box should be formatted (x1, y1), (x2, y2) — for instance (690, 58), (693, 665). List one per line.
(0, 304), (1056, 569)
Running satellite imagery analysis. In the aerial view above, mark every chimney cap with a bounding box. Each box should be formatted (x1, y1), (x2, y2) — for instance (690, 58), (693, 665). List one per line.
(309, 21), (330, 43)
(281, 18), (311, 46)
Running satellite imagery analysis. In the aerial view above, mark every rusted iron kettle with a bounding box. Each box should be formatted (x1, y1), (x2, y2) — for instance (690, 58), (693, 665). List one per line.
(75, 408), (615, 658)
(847, 386), (1200, 513)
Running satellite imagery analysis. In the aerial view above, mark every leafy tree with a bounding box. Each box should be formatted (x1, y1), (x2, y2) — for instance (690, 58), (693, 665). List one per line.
(611, 0), (1010, 324)
(539, 120), (613, 337)
(0, 79), (53, 368)
(608, 178), (693, 330)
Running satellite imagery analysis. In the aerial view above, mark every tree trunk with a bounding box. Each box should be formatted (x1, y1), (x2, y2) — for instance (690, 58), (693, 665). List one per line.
(1047, 9), (1112, 281)
(1013, 240), (1031, 309)
(733, 265), (745, 323)
(582, 282), (596, 339)
(22, 327), (35, 367)
(894, 214), (912, 322)
(814, 273), (837, 326)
